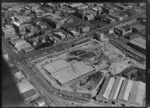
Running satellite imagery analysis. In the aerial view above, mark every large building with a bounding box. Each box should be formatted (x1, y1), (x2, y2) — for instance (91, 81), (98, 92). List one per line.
(45, 16), (61, 29)
(128, 81), (145, 106)
(128, 36), (146, 54)
(96, 76), (145, 106)
(118, 79), (134, 106)
(114, 24), (132, 37)
(96, 77), (116, 103)
(42, 59), (94, 85)
(17, 79), (39, 102)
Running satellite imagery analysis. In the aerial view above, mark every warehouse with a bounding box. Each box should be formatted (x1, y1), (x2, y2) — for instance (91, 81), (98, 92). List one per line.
(15, 42), (31, 51)
(96, 76), (145, 106)
(109, 77), (125, 104)
(45, 16), (61, 29)
(12, 38), (27, 46)
(17, 79), (39, 102)
(117, 79), (134, 106)
(128, 36), (146, 54)
(43, 59), (70, 74)
(70, 3), (84, 8)
(42, 59), (94, 85)
(128, 81), (145, 106)
(54, 32), (66, 39)
(114, 24), (132, 37)
(96, 77), (116, 103)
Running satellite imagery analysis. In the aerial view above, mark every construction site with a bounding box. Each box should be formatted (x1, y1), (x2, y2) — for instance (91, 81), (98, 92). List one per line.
(29, 36), (135, 94)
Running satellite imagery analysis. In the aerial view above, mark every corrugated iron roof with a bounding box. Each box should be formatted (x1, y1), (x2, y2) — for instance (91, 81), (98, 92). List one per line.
(109, 76), (125, 101)
(118, 79), (133, 102)
(129, 81), (145, 106)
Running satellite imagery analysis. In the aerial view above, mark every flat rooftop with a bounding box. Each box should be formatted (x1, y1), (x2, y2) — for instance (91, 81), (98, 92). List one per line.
(129, 36), (146, 49)
(17, 80), (35, 93)
(42, 59), (94, 84)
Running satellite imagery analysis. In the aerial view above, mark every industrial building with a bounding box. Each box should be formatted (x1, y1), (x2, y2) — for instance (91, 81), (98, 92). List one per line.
(42, 59), (94, 85)
(96, 76), (145, 106)
(69, 3), (84, 9)
(128, 36), (146, 54)
(11, 38), (34, 51)
(128, 81), (145, 106)
(114, 24), (132, 37)
(117, 79), (134, 106)
(69, 3), (88, 10)
(75, 8), (96, 21)
(45, 16), (61, 29)
(109, 11), (127, 21)
(12, 38), (27, 46)
(17, 79), (39, 102)
(109, 77), (125, 103)
(96, 77), (116, 103)
(22, 46), (34, 53)
(54, 32), (66, 39)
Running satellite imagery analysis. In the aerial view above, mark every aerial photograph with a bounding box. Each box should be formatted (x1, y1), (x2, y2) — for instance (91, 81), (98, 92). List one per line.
(2, 2), (146, 107)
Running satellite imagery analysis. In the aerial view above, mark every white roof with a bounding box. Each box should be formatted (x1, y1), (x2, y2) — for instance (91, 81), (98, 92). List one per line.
(122, 79), (133, 101)
(103, 77), (115, 99)
(17, 80), (35, 93)
(47, 61), (94, 84)
(16, 43), (31, 50)
(70, 3), (83, 8)
(37, 100), (46, 107)
(129, 81), (145, 105)
(15, 42), (28, 48)
(52, 67), (78, 84)
(136, 82), (145, 105)
(112, 77), (125, 100)
(43, 59), (70, 74)
(13, 21), (20, 27)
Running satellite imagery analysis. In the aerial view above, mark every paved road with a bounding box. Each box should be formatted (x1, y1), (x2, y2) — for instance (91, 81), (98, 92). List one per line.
(18, 61), (65, 106)
(2, 38), (92, 106)
(2, 39), (64, 106)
